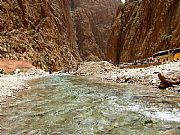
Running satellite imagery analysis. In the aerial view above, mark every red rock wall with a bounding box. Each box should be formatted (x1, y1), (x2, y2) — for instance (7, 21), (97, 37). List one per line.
(0, 0), (81, 71)
(107, 0), (180, 64)
(74, 0), (120, 61)
(0, 58), (33, 73)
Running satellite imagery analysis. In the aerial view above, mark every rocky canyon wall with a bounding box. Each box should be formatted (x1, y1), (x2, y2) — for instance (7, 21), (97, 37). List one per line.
(74, 0), (120, 61)
(0, 0), (81, 71)
(107, 0), (180, 64)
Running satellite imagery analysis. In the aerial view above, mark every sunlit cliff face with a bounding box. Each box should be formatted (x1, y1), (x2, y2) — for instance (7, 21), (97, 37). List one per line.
(107, 0), (180, 64)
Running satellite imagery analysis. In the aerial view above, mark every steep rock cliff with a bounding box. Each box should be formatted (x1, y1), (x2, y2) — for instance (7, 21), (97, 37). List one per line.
(74, 0), (120, 61)
(107, 0), (180, 64)
(0, 0), (81, 71)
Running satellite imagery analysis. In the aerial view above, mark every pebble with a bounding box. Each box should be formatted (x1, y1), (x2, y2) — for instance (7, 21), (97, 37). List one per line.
(0, 68), (49, 102)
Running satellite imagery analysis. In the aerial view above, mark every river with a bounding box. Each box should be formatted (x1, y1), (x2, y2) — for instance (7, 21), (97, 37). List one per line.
(0, 75), (179, 134)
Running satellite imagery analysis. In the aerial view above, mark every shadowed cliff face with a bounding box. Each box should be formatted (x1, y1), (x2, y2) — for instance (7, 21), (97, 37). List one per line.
(107, 0), (180, 64)
(74, 0), (120, 61)
(0, 0), (81, 71)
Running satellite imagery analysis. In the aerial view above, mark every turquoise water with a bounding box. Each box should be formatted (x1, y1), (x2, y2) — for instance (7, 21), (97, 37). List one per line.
(0, 75), (179, 135)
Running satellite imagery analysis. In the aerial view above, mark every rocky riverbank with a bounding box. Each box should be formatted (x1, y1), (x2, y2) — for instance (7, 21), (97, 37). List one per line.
(76, 61), (180, 92)
(1, 61), (179, 105)
(0, 68), (50, 104)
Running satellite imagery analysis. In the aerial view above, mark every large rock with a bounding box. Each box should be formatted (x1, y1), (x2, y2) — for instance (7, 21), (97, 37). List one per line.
(107, 0), (180, 64)
(158, 72), (180, 89)
(0, 0), (81, 71)
(74, 0), (120, 61)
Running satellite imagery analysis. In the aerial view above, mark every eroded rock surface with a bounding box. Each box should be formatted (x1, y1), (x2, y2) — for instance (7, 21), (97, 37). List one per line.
(74, 0), (120, 61)
(0, 0), (81, 71)
(107, 0), (180, 64)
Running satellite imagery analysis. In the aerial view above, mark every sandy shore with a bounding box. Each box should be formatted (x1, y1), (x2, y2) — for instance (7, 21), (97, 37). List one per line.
(0, 68), (51, 103)
(76, 61), (180, 92)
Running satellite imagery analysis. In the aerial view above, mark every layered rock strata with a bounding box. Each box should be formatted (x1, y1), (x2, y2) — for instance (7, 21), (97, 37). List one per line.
(107, 0), (180, 64)
(0, 0), (81, 71)
(74, 0), (120, 61)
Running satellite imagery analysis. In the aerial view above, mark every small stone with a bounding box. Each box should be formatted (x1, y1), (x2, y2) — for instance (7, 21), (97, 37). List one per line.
(14, 68), (21, 74)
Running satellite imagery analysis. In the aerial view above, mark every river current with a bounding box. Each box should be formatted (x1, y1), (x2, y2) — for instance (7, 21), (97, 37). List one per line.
(0, 75), (180, 134)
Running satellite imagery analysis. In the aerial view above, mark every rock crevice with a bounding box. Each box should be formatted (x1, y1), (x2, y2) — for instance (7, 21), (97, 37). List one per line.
(74, 0), (120, 61)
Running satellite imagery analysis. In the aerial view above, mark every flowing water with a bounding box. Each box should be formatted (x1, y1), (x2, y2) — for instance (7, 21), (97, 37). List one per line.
(0, 75), (180, 135)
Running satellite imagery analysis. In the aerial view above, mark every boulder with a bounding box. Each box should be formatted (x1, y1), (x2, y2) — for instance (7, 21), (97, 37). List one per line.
(158, 73), (180, 89)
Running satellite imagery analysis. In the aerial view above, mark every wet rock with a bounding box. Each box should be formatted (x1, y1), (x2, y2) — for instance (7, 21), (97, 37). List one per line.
(143, 119), (157, 126)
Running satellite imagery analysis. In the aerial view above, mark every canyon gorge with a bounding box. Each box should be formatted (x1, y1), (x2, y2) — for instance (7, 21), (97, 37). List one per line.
(107, 0), (180, 64)
(1, 1), (180, 134)
(73, 0), (120, 61)
(0, 0), (120, 72)
(0, 0), (179, 70)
